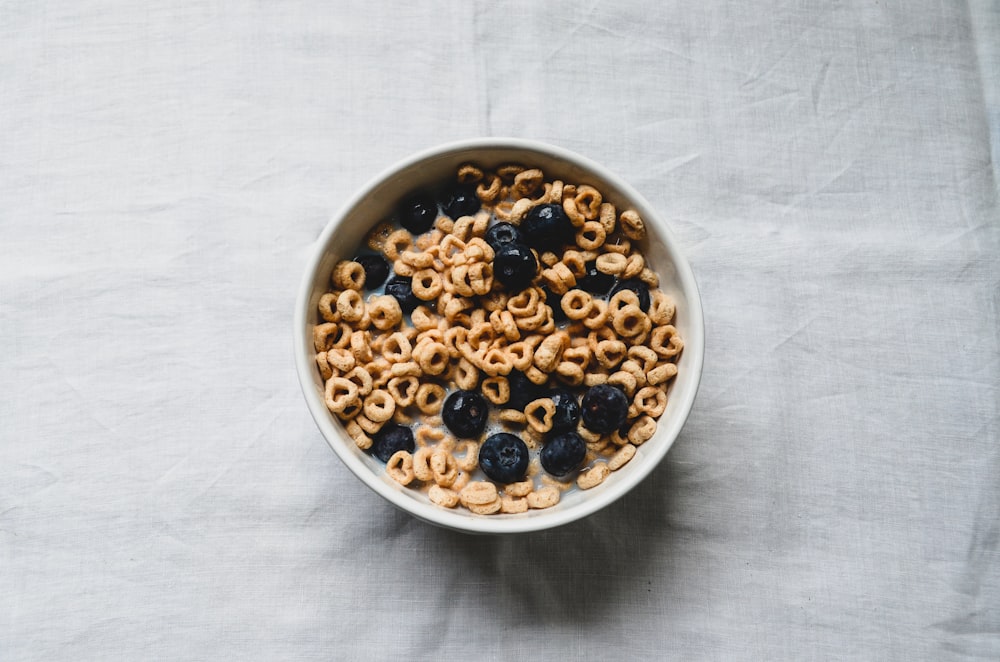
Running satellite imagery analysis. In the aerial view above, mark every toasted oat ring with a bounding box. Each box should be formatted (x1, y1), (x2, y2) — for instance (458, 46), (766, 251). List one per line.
(609, 289), (641, 314)
(533, 332), (568, 373)
(457, 162), (484, 183)
(428, 484), (460, 508)
(468, 261), (494, 295)
(332, 260), (366, 291)
(335, 289), (364, 323)
(526, 486), (560, 509)
(512, 168), (544, 198)
(481, 376), (510, 405)
(382, 229), (413, 262)
(607, 371), (638, 398)
(476, 173), (503, 203)
(574, 185), (602, 220)
(608, 443), (637, 471)
(649, 291), (676, 325)
(413, 341), (450, 376)
(514, 305), (549, 332)
(459, 480), (499, 506)
(454, 441), (479, 472)
(400, 249), (434, 269)
(411, 269), (443, 301)
(576, 221), (606, 251)
(349, 329), (373, 363)
(430, 448), (459, 487)
(507, 288), (541, 317)
(650, 325), (684, 359)
(595, 252), (627, 276)
(382, 332), (412, 363)
(604, 238), (631, 255)
(466, 497), (503, 515)
(324, 377), (360, 414)
(482, 348), (513, 377)
(506, 340), (535, 372)
(628, 345), (659, 372)
(612, 304), (651, 338)
(414, 382), (446, 415)
(505, 480), (534, 498)
(622, 253), (645, 280)
(453, 358), (480, 391)
(318, 292), (340, 322)
(555, 362), (585, 386)
(541, 261), (577, 295)
(577, 462), (610, 490)
(387, 376), (419, 407)
(389, 360), (421, 379)
(594, 339), (627, 369)
(648, 362), (679, 386)
(313, 322), (351, 352)
(498, 408), (527, 425)
(628, 416), (657, 445)
(367, 358), (393, 389)
(581, 299), (610, 330)
(343, 365), (374, 398)
(363, 389), (396, 423)
(315, 352), (334, 380)
(325, 347), (355, 373)
(560, 289), (594, 321)
(619, 209), (645, 240)
(598, 202), (617, 234)
(525, 398), (557, 434)
(500, 496), (529, 513)
(368, 295), (403, 331)
(634, 385), (668, 417)
(386, 450), (415, 485)
(413, 447), (434, 480)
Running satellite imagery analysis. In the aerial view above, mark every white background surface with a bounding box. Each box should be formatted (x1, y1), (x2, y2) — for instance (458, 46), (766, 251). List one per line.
(2, 2), (998, 659)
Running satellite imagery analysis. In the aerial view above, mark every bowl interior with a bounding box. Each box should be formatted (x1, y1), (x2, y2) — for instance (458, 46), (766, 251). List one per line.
(295, 139), (704, 533)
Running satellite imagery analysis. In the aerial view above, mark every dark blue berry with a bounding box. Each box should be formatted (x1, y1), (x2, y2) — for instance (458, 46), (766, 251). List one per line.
(398, 191), (438, 234)
(521, 204), (575, 252)
(442, 390), (489, 438)
(384, 276), (420, 313)
(540, 431), (587, 477)
(541, 286), (567, 323)
(580, 384), (630, 434)
(609, 279), (651, 312)
(370, 423), (415, 462)
(548, 389), (580, 433)
(576, 261), (615, 295)
(493, 242), (538, 292)
(485, 222), (525, 252)
(479, 433), (530, 483)
(506, 371), (549, 411)
(354, 254), (390, 290)
(440, 183), (481, 219)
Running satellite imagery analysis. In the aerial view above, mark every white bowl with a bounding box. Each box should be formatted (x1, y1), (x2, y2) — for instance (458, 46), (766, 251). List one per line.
(294, 138), (704, 534)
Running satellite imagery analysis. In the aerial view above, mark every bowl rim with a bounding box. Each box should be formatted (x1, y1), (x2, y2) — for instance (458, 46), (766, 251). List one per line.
(294, 137), (704, 534)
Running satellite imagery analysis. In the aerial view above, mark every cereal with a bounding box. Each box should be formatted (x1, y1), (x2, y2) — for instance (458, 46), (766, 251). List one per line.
(577, 462), (610, 490)
(312, 161), (683, 516)
(386, 450), (415, 485)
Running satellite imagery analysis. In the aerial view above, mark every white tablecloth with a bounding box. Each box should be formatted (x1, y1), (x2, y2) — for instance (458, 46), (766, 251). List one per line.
(3, 2), (998, 659)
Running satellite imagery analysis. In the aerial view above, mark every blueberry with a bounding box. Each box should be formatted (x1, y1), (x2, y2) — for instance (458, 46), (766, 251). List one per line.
(440, 183), (481, 219)
(520, 204), (575, 252)
(548, 389), (581, 433)
(506, 370), (549, 411)
(608, 279), (651, 312)
(353, 254), (390, 290)
(370, 423), (415, 463)
(540, 285), (567, 323)
(493, 242), (538, 292)
(576, 261), (615, 295)
(442, 390), (489, 438)
(397, 191), (438, 234)
(479, 433), (530, 483)
(384, 276), (420, 313)
(580, 384), (630, 434)
(485, 222), (525, 252)
(540, 431), (587, 477)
